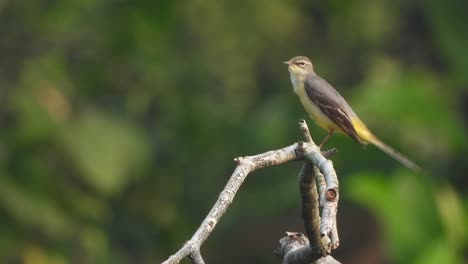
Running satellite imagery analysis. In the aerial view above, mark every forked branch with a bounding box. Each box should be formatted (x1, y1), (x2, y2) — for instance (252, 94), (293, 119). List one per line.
(162, 120), (340, 264)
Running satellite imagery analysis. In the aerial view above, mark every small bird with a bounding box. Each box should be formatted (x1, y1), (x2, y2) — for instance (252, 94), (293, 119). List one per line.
(284, 56), (420, 172)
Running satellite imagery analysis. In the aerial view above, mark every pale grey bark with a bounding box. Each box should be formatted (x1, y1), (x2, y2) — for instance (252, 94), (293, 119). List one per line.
(162, 120), (341, 264)
(274, 232), (340, 264)
(189, 249), (204, 264)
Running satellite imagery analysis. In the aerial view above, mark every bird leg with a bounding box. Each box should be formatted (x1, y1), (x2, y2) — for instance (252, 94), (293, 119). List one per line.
(319, 130), (334, 149)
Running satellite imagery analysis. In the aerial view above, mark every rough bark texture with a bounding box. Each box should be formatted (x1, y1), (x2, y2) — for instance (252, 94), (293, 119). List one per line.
(274, 232), (341, 264)
(162, 120), (341, 264)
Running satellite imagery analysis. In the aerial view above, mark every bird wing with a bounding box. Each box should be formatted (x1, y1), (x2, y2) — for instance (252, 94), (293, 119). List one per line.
(304, 76), (363, 144)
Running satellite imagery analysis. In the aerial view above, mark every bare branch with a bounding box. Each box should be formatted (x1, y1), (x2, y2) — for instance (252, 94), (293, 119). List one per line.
(299, 119), (314, 144)
(298, 163), (321, 250)
(162, 120), (341, 263)
(162, 143), (299, 264)
(275, 232), (340, 264)
(321, 148), (338, 158)
(189, 249), (205, 264)
(313, 167), (326, 207)
(330, 222), (339, 250)
(299, 117), (323, 250)
(281, 120), (340, 263)
(299, 143), (339, 246)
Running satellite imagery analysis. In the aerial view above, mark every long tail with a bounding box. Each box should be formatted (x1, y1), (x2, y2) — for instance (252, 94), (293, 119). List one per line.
(368, 136), (421, 173)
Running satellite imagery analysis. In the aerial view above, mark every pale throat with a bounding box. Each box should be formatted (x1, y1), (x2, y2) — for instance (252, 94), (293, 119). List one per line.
(289, 72), (304, 93)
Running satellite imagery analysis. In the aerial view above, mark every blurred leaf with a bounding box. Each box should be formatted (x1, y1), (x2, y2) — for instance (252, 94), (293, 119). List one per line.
(414, 238), (460, 264)
(12, 54), (72, 143)
(40, 0), (102, 41)
(61, 110), (150, 195)
(434, 185), (466, 248)
(62, 188), (110, 222)
(22, 244), (48, 264)
(425, 0), (468, 87)
(80, 228), (109, 263)
(345, 170), (442, 263)
(0, 177), (73, 239)
(352, 58), (468, 164)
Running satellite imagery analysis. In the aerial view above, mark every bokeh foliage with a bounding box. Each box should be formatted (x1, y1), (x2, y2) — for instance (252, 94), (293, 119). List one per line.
(0, 0), (467, 263)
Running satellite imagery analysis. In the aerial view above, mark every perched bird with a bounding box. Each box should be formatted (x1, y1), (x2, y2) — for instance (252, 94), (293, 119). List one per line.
(284, 56), (420, 172)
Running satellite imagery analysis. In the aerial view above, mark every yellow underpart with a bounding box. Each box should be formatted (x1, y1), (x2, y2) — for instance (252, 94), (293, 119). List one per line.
(351, 117), (374, 143)
(294, 82), (342, 132)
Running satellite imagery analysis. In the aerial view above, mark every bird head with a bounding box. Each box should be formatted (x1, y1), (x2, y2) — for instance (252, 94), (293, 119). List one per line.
(283, 56), (315, 78)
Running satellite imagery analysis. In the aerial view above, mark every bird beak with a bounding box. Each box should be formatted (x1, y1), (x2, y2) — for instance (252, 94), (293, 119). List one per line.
(283, 60), (291, 65)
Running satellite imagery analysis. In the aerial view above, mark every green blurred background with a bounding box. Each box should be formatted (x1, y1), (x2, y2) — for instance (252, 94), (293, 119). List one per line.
(0, 0), (467, 263)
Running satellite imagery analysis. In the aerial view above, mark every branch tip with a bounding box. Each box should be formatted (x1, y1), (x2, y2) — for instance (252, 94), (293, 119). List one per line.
(298, 119), (314, 144)
(234, 156), (249, 165)
(332, 241), (340, 250)
(321, 148), (338, 158)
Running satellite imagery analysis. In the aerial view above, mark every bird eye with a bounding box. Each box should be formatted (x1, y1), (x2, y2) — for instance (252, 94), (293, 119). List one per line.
(297, 61), (306, 66)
